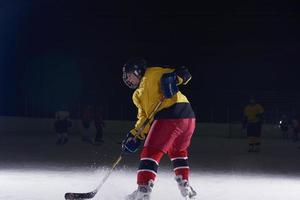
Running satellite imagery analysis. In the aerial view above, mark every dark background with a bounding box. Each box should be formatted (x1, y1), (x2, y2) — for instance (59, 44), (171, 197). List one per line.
(1, 0), (300, 122)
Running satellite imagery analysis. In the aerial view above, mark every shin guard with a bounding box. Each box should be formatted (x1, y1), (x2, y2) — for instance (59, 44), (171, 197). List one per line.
(169, 150), (190, 181)
(137, 147), (164, 185)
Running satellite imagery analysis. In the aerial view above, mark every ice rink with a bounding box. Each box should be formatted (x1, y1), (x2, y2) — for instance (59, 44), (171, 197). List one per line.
(1, 132), (300, 200)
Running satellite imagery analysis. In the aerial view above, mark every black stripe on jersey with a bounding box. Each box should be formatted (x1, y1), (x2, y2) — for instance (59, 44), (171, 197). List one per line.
(155, 102), (195, 119)
(172, 158), (189, 169)
(138, 159), (158, 173)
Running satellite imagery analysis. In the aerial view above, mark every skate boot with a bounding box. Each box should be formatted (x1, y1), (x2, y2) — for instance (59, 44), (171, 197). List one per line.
(125, 180), (153, 200)
(175, 175), (197, 200)
(62, 137), (69, 145)
(248, 144), (254, 152)
(254, 145), (260, 152)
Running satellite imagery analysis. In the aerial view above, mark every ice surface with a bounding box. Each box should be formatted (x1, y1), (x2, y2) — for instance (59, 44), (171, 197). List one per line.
(0, 132), (300, 200)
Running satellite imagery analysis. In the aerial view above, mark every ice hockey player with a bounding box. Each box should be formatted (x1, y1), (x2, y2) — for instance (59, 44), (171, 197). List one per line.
(290, 115), (299, 143)
(278, 114), (290, 140)
(243, 97), (264, 152)
(54, 106), (72, 145)
(81, 105), (95, 144)
(94, 105), (105, 145)
(121, 58), (197, 200)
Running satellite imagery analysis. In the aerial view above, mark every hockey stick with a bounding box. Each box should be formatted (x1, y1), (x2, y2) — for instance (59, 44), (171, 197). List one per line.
(64, 98), (164, 200)
(65, 155), (122, 200)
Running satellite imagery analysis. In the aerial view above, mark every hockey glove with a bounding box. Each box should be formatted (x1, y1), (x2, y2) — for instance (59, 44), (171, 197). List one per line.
(161, 72), (179, 98)
(121, 132), (142, 154)
(175, 66), (192, 85)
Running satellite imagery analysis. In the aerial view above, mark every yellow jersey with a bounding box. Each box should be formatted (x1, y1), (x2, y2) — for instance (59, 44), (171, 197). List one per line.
(244, 104), (264, 123)
(131, 67), (194, 139)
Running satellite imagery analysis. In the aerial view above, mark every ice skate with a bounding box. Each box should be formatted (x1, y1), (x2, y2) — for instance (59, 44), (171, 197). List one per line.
(81, 137), (94, 145)
(93, 139), (104, 146)
(175, 175), (197, 200)
(125, 180), (153, 200)
(248, 144), (254, 152)
(254, 145), (260, 152)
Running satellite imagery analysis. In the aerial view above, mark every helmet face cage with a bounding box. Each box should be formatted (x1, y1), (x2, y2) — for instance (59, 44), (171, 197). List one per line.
(122, 67), (139, 89)
(122, 58), (147, 89)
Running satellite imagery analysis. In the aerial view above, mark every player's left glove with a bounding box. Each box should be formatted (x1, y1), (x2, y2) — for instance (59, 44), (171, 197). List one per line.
(161, 72), (179, 98)
(121, 132), (142, 154)
(175, 66), (192, 85)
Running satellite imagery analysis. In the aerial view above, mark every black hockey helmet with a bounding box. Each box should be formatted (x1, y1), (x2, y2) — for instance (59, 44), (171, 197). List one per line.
(122, 58), (147, 89)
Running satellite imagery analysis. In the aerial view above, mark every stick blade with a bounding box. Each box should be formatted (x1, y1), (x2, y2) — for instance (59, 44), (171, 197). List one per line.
(65, 191), (97, 200)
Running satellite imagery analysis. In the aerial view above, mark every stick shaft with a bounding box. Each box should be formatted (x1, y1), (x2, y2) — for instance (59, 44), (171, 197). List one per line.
(135, 99), (164, 137)
(95, 155), (123, 191)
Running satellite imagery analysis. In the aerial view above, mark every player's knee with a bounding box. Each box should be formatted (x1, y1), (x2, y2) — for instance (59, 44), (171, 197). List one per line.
(140, 146), (164, 161)
(168, 149), (188, 159)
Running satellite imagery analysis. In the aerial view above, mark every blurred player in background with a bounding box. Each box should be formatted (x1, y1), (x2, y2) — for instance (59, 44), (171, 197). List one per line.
(290, 115), (299, 143)
(81, 104), (106, 145)
(243, 97), (264, 152)
(54, 105), (72, 145)
(121, 58), (197, 200)
(278, 114), (290, 140)
(81, 104), (95, 144)
(94, 105), (105, 145)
